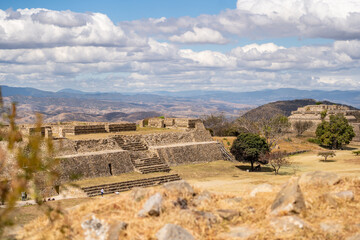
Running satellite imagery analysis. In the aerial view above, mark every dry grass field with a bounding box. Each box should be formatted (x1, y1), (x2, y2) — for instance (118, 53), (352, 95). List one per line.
(5, 138), (360, 239)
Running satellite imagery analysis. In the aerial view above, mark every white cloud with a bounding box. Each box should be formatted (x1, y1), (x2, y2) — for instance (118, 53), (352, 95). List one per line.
(236, 0), (360, 20)
(169, 27), (228, 44)
(1, 7), (360, 92)
(0, 9), (145, 48)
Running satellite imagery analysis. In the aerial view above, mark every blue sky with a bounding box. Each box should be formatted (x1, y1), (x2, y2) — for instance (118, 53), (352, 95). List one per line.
(0, 0), (236, 22)
(0, 0), (359, 92)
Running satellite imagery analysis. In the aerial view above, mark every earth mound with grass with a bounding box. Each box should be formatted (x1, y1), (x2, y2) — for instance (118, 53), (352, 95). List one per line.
(18, 172), (360, 240)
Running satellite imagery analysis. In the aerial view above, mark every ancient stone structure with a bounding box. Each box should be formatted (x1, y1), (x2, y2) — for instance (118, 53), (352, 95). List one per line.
(147, 117), (201, 129)
(53, 120), (223, 184)
(21, 122), (137, 137)
(289, 104), (360, 141)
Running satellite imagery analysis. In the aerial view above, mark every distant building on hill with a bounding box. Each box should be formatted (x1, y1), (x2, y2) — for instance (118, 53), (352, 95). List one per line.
(288, 104), (360, 141)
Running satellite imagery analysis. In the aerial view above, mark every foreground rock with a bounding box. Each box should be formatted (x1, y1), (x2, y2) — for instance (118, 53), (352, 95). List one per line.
(216, 209), (240, 221)
(270, 216), (309, 234)
(250, 183), (273, 197)
(81, 215), (109, 240)
(156, 224), (194, 240)
(220, 226), (257, 239)
(138, 193), (162, 217)
(347, 233), (360, 240)
(299, 171), (340, 186)
(107, 221), (128, 240)
(270, 177), (306, 216)
(320, 221), (343, 234)
(131, 187), (149, 202)
(333, 190), (355, 201)
(193, 190), (211, 205)
(163, 180), (194, 195)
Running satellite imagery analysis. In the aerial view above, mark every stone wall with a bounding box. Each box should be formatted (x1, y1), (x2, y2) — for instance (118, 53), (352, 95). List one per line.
(154, 142), (223, 166)
(107, 123), (136, 132)
(58, 150), (133, 183)
(148, 118), (164, 128)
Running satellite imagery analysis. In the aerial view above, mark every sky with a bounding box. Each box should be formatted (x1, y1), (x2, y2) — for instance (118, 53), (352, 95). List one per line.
(0, 0), (360, 93)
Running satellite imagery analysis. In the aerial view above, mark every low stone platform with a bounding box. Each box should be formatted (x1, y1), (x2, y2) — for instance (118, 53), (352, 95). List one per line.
(81, 174), (182, 197)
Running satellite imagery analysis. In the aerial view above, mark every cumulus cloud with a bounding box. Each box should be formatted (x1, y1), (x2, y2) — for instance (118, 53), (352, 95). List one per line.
(120, 0), (360, 41)
(0, 8), (145, 48)
(169, 27), (228, 44)
(1, 7), (360, 92)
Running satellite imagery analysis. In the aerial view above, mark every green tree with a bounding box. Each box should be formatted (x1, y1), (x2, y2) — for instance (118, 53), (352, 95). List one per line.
(315, 114), (355, 149)
(230, 132), (270, 171)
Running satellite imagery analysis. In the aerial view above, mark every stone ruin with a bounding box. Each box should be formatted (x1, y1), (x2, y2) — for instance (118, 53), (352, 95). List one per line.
(288, 104), (360, 141)
(21, 122), (137, 138)
(142, 118), (201, 129)
(12, 118), (230, 196)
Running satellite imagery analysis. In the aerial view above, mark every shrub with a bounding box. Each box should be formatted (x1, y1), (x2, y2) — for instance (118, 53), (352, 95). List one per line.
(318, 151), (336, 162)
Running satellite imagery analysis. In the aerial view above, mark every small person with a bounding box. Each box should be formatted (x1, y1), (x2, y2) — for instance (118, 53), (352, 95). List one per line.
(101, 188), (104, 197)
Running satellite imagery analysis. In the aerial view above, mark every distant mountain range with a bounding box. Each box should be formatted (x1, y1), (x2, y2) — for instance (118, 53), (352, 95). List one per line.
(1, 85), (359, 123)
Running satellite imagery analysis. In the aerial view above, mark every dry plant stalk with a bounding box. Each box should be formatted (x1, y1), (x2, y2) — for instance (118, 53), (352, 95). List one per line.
(0, 103), (62, 237)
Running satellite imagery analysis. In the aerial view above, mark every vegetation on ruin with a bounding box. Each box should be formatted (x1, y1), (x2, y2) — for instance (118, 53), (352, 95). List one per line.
(315, 114), (355, 149)
(230, 132), (270, 171)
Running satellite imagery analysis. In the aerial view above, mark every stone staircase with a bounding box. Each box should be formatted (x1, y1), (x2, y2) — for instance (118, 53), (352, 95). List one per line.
(131, 156), (171, 174)
(218, 142), (237, 162)
(115, 137), (148, 151)
(81, 174), (181, 197)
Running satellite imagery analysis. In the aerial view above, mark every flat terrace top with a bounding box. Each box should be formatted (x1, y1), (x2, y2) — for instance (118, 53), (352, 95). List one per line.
(65, 127), (183, 140)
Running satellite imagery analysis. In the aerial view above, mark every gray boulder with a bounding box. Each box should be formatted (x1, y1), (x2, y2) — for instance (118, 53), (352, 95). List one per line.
(138, 193), (162, 217)
(270, 177), (306, 216)
(299, 171), (340, 186)
(333, 190), (355, 201)
(270, 216), (309, 233)
(163, 180), (194, 195)
(156, 224), (194, 240)
(81, 215), (109, 240)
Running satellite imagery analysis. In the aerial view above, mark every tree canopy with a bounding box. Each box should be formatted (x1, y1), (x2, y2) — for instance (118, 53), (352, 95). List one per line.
(230, 132), (270, 171)
(315, 114), (355, 149)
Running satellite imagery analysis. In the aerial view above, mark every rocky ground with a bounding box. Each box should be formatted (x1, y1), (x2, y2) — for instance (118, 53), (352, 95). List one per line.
(16, 171), (360, 240)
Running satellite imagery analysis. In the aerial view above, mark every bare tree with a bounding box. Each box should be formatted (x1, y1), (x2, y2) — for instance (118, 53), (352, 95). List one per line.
(258, 115), (291, 149)
(318, 151), (336, 162)
(268, 151), (291, 175)
(293, 121), (313, 136)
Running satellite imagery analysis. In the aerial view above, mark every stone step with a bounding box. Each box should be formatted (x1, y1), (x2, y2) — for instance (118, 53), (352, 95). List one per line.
(137, 164), (171, 174)
(81, 174), (181, 197)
